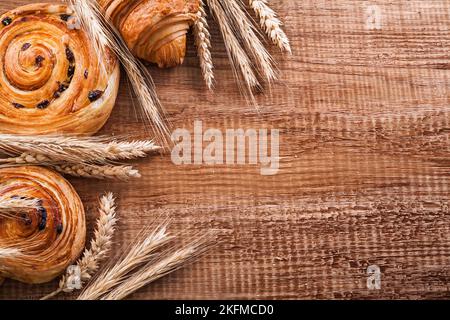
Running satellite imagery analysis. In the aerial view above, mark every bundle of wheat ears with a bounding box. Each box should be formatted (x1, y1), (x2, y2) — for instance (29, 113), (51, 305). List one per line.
(194, 0), (292, 98)
(191, 0), (292, 94)
(41, 193), (216, 300)
(0, 135), (161, 180)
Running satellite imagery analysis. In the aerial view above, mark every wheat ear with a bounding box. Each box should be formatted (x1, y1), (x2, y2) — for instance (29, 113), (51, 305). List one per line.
(102, 234), (216, 300)
(194, 0), (214, 90)
(0, 195), (41, 220)
(78, 224), (172, 300)
(0, 153), (52, 165)
(0, 135), (160, 164)
(41, 193), (118, 300)
(66, 0), (169, 144)
(222, 0), (277, 84)
(53, 164), (141, 180)
(207, 0), (260, 102)
(0, 247), (21, 258)
(248, 0), (291, 53)
(105, 140), (161, 161)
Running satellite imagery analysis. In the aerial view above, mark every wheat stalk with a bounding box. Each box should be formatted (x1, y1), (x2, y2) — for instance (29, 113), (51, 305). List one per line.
(77, 224), (171, 300)
(222, 0), (277, 84)
(101, 234), (216, 300)
(66, 0), (169, 144)
(248, 0), (291, 53)
(0, 162), (141, 180)
(41, 192), (118, 300)
(0, 247), (21, 259)
(193, 0), (215, 90)
(53, 164), (141, 180)
(0, 195), (41, 220)
(208, 0), (260, 102)
(0, 134), (160, 164)
(0, 195), (40, 212)
(0, 135), (160, 179)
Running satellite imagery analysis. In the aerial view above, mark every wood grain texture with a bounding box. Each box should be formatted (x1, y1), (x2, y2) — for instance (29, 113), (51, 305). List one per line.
(1, 0), (450, 299)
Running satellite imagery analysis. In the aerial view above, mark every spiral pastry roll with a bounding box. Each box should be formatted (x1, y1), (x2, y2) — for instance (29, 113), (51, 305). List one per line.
(99, 0), (199, 68)
(0, 166), (86, 284)
(0, 3), (120, 135)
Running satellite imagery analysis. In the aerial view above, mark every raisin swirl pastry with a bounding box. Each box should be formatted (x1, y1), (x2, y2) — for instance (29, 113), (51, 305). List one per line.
(98, 0), (199, 68)
(0, 3), (120, 135)
(0, 166), (86, 284)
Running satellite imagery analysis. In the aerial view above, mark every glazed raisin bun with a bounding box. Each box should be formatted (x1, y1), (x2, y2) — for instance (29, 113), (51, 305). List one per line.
(0, 166), (86, 284)
(99, 0), (199, 67)
(0, 3), (120, 135)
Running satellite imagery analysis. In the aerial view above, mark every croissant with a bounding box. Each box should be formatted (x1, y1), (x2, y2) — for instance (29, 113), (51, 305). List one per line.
(0, 166), (86, 284)
(0, 3), (120, 135)
(99, 0), (199, 68)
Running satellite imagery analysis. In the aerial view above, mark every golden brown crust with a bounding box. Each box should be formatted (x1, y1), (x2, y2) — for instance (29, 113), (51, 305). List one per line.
(100, 0), (199, 67)
(0, 3), (120, 135)
(0, 166), (86, 284)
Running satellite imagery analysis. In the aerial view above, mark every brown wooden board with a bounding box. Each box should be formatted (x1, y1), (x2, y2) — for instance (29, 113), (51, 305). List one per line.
(0, 0), (450, 300)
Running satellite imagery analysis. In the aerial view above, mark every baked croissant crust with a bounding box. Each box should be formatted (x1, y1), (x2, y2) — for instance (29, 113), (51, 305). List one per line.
(0, 166), (86, 284)
(0, 4), (120, 135)
(99, 0), (199, 67)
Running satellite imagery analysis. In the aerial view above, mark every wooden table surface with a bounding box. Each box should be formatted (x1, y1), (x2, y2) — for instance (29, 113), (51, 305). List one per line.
(1, 0), (450, 300)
